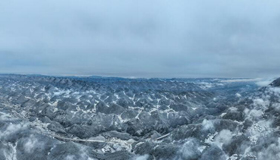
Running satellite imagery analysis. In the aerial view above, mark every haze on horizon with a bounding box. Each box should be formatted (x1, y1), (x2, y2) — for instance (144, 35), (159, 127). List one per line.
(1, 0), (280, 78)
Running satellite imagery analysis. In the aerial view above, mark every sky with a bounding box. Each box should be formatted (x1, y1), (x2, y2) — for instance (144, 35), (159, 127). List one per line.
(0, 0), (280, 78)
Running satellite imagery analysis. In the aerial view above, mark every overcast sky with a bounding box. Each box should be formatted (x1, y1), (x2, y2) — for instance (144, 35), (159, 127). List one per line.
(0, 0), (280, 78)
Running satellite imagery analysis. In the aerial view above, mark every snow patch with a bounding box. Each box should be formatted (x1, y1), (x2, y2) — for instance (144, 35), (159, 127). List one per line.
(202, 119), (214, 131)
(24, 135), (39, 153)
(236, 93), (241, 97)
(214, 130), (233, 148)
(132, 154), (149, 160)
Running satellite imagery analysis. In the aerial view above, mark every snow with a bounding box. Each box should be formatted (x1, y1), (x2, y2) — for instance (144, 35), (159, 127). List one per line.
(202, 119), (215, 131)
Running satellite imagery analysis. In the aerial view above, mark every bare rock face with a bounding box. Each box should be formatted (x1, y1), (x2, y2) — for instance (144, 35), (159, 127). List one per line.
(270, 77), (280, 87)
(270, 78), (280, 87)
(1, 74), (280, 159)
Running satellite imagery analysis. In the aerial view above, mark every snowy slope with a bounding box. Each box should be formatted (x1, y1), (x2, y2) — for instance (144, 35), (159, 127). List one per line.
(0, 74), (278, 160)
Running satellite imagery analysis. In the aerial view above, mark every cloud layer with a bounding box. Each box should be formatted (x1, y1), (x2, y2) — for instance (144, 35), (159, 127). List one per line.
(1, 0), (280, 78)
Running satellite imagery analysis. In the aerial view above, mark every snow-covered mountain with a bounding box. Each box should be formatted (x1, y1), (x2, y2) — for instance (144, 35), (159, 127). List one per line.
(0, 74), (278, 160)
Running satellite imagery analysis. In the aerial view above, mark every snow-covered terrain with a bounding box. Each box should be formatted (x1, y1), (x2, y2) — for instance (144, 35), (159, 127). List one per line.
(0, 74), (279, 160)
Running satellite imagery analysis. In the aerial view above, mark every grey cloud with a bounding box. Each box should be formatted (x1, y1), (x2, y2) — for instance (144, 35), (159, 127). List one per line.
(0, 0), (280, 78)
